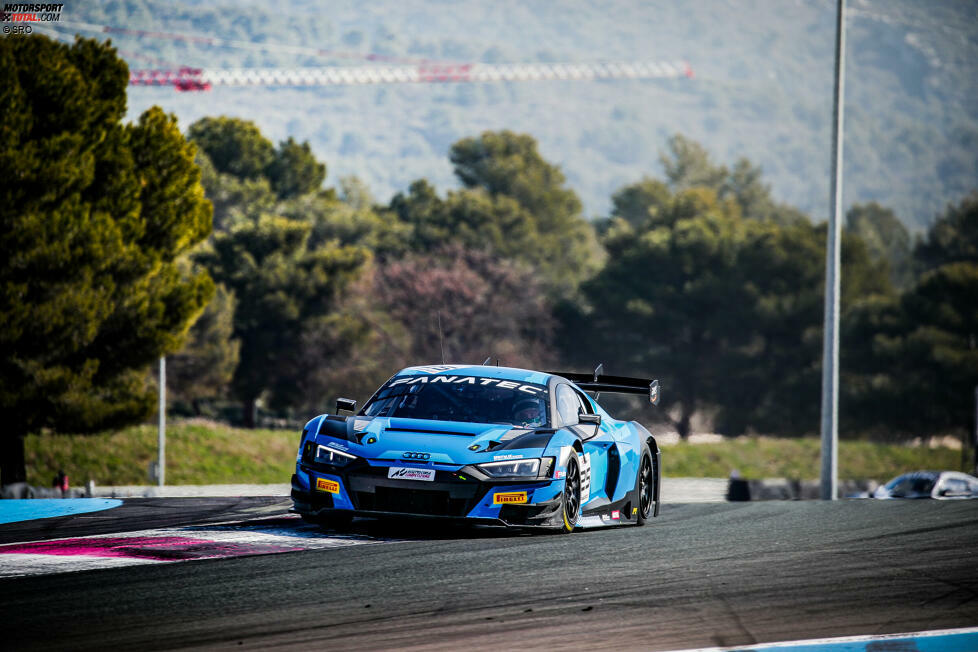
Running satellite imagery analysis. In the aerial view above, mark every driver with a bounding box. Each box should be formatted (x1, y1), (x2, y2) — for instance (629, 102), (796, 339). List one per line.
(512, 397), (545, 427)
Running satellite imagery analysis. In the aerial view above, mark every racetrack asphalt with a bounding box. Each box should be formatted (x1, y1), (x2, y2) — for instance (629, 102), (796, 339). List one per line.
(1, 498), (977, 651)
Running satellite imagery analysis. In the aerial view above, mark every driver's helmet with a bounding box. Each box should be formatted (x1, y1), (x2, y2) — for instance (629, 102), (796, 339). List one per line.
(513, 397), (545, 426)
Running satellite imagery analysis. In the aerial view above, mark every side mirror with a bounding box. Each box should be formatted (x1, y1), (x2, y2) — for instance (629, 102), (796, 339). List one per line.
(336, 397), (357, 414)
(579, 413), (602, 427)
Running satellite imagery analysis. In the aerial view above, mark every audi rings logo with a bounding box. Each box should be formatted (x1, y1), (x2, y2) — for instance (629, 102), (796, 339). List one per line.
(402, 452), (430, 460)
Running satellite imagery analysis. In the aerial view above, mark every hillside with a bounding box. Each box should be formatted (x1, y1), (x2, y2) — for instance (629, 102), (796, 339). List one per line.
(46, 0), (978, 229)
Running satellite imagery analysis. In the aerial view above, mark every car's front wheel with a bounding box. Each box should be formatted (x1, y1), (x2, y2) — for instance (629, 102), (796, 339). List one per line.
(558, 454), (581, 534)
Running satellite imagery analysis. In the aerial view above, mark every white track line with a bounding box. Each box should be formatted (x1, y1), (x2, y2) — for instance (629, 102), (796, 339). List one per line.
(0, 515), (392, 578)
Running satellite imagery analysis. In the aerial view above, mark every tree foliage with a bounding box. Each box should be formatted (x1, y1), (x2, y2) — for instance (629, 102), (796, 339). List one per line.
(606, 177), (671, 231)
(166, 282), (240, 414)
(187, 116), (276, 181)
(195, 215), (370, 425)
(265, 137), (326, 199)
(189, 119), (329, 229)
(371, 245), (554, 370)
(574, 167), (891, 438)
(914, 192), (978, 272)
(0, 35), (213, 483)
(659, 133), (808, 225)
(195, 149), (277, 232)
(659, 134), (729, 192)
(186, 117), (400, 425)
(578, 187), (820, 437)
(390, 131), (602, 297)
(845, 202), (913, 289)
(451, 130), (582, 226)
(286, 177), (412, 259)
(846, 194), (978, 440)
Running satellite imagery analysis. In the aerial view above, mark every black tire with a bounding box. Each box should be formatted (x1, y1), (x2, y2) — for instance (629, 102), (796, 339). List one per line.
(636, 445), (655, 526)
(558, 454), (582, 534)
(319, 512), (354, 531)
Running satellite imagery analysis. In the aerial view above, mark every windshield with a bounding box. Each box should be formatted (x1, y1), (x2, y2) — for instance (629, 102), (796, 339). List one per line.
(362, 375), (550, 427)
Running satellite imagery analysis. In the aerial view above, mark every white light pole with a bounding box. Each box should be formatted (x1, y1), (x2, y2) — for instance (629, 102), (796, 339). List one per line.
(973, 386), (977, 476)
(158, 356), (166, 487)
(821, 0), (847, 501)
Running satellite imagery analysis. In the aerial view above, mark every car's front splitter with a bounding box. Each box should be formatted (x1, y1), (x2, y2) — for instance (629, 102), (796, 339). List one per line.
(291, 467), (565, 529)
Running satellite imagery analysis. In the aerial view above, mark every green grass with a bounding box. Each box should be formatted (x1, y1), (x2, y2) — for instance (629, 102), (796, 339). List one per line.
(25, 420), (298, 486)
(25, 422), (968, 486)
(662, 437), (966, 480)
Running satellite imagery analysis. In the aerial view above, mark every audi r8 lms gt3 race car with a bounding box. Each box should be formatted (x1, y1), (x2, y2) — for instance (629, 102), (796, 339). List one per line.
(291, 364), (662, 533)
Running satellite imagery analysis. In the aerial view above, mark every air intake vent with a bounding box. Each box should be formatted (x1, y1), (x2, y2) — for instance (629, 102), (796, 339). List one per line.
(384, 427), (474, 437)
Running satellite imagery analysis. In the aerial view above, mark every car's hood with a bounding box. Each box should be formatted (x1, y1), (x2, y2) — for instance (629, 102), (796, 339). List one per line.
(316, 416), (549, 466)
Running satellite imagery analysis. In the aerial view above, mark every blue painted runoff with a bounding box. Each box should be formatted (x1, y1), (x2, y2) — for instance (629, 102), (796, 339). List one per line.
(735, 629), (978, 652)
(0, 498), (123, 525)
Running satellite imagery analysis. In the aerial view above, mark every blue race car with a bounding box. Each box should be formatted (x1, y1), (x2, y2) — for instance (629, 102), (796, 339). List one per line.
(291, 364), (661, 533)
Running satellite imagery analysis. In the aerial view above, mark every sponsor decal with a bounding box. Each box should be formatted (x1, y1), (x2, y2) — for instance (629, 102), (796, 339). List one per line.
(492, 454), (524, 461)
(493, 491), (528, 505)
(387, 467), (436, 481)
(632, 507), (638, 516)
(353, 419), (371, 432)
(326, 442), (349, 451)
(315, 478), (340, 494)
(429, 376), (460, 384)
(554, 469), (566, 480)
(410, 365), (468, 374)
(388, 375), (545, 395)
(579, 452), (592, 504)
(611, 510), (620, 520)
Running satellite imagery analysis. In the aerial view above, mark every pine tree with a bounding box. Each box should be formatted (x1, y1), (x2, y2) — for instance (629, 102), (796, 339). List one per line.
(0, 35), (213, 485)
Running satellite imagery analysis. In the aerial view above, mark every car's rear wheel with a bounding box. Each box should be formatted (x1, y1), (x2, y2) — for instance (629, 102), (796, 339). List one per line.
(636, 446), (654, 526)
(558, 454), (581, 534)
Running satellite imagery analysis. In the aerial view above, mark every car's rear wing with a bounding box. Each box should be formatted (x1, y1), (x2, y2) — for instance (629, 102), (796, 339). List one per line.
(549, 367), (660, 406)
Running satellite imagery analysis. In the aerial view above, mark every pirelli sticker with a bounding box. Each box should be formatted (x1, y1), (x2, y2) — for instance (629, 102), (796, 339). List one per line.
(493, 491), (528, 505)
(315, 478), (340, 494)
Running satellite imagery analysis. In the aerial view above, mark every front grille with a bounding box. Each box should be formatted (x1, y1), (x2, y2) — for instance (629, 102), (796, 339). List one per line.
(356, 487), (470, 517)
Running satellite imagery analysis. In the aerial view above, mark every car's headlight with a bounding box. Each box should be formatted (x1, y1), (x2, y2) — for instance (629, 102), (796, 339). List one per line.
(477, 458), (541, 478)
(314, 445), (357, 467)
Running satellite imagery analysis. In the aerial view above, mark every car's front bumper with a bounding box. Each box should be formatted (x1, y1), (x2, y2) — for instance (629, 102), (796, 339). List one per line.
(291, 459), (565, 528)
